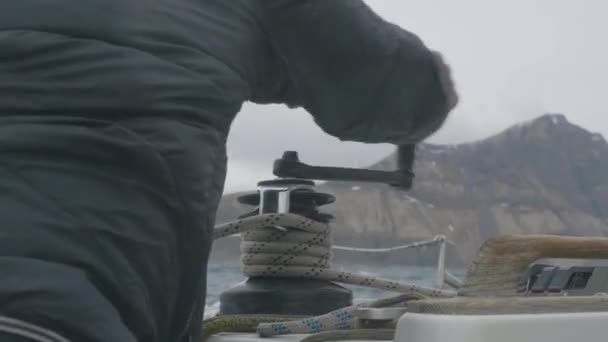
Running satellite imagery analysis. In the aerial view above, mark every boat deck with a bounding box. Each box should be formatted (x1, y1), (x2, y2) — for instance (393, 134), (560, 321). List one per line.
(208, 311), (608, 342)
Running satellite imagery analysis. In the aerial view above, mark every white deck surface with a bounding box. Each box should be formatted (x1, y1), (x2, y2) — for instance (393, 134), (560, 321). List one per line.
(396, 312), (608, 342)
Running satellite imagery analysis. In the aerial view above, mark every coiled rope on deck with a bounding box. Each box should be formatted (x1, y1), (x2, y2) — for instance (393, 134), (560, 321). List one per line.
(255, 292), (425, 338)
(207, 213), (457, 341)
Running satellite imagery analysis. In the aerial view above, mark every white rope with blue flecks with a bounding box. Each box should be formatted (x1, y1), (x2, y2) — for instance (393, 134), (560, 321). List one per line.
(256, 293), (425, 338)
(211, 213), (457, 340)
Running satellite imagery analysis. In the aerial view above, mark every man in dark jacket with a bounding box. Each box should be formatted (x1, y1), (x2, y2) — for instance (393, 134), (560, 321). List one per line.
(0, 0), (457, 341)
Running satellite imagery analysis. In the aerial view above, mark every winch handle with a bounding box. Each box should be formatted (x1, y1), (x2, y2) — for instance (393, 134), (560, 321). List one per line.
(272, 145), (416, 190)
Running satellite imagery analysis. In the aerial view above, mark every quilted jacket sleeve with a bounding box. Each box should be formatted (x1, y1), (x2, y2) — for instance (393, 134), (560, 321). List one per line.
(258, 0), (456, 145)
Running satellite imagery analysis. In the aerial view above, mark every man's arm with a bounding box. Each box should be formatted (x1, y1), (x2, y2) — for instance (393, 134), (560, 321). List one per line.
(258, 0), (457, 145)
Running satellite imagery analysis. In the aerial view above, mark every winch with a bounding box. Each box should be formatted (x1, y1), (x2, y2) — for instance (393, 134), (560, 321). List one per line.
(219, 145), (417, 316)
(219, 178), (352, 315)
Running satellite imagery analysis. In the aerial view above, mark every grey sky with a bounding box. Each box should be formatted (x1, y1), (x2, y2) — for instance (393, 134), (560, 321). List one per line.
(224, 0), (608, 193)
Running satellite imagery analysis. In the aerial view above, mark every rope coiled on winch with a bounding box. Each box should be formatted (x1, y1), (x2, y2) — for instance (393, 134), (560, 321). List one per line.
(209, 213), (457, 341)
(213, 213), (456, 298)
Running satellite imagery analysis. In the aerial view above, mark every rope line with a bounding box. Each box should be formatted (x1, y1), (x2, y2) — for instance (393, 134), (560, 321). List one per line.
(332, 236), (442, 253)
(256, 293), (424, 337)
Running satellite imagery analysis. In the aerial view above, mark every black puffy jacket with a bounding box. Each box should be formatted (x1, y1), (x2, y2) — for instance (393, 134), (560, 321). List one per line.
(0, 1), (452, 341)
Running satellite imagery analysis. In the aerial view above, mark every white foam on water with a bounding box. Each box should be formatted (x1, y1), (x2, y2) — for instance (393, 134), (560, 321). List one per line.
(205, 301), (221, 318)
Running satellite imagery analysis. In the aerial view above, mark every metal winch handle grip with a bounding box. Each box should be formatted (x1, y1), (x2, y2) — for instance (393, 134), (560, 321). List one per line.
(397, 144), (416, 177)
(272, 147), (415, 190)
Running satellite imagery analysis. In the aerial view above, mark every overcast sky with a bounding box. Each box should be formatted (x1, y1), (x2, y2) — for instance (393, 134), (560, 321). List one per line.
(223, 0), (608, 193)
